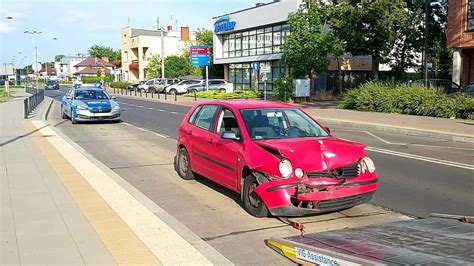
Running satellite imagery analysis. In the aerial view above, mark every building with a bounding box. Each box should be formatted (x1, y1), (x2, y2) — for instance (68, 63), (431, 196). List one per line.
(212, 0), (408, 92)
(447, 0), (474, 86)
(121, 25), (193, 82)
(55, 55), (88, 80)
(73, 57), (114, 77)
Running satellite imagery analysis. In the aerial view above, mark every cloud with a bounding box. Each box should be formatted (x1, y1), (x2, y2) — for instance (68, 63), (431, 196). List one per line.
(0, 23), (14, 33)
(61, 10), (89, 23)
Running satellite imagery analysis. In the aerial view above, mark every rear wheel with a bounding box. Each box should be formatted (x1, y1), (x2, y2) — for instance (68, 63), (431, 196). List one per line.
(242, 174), (269, 217)
(169, 89), (177, 95)
(177, 147), (194, 180)
(219, 88), (226, 93)
(149, 87), (156, 93)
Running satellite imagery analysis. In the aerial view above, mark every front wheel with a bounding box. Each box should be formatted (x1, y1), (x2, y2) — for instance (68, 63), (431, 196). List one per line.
(242, 174), (269, 217)
(219, 88), (226, 93)
(177, 147), (194, 180)
(71, 109), (77, 124)
(61, 107), (67, 119)
(169, 89), (178, 95)
(149, 87), (156, 93)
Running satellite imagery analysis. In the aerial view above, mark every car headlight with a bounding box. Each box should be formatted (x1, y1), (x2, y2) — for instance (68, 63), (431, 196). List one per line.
(76, 105), (88, 110)
(279, 159), (293, 179)
(113, 105), (120, 111)
(360, 156), (376, 174)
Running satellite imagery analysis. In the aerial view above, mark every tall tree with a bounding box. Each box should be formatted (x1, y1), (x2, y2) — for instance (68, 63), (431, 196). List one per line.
(144, 54), (191, 78)
(282, 0), (343, 79)
(330, 0), (407, 80)
(194, 28), (224, 78)
(88, 45), (121, 62)
(428, 0), (451, 79)
(54, 54), (65, 62)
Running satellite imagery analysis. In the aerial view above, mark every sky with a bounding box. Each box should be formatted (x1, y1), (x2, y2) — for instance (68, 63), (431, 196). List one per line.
(0, 0), (259, 68)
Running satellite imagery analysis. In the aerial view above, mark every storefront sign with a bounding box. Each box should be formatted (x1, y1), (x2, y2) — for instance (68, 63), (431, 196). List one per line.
(214, 16), (236, 33)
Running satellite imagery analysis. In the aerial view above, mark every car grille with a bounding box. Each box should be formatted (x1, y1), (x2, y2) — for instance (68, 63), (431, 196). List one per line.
(317, 192), (374, 211)
(307, 161), (360, 179)
(78, 114), (119, 120)
(90, 107), (111, 113)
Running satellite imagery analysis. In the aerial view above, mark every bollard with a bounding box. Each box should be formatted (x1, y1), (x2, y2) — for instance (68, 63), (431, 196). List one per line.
(135, 89), (137, 96)
(151, 91), (153, 98)
(165, 92), (167, 100)
(158, 92), (160, 99)
(194, 91), (197, 101)
(145, 91), (148, 98)
(121, 88), (123, 95)
(140, 90), (142, 97)
(114, 88), (116, 94)
(284, 91), (287, 102)
(174, 93), (177, 101)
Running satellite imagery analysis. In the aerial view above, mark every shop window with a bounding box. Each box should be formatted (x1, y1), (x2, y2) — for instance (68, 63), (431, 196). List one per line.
(243, 50), (249, 57)
(264, 31), (272, 48)
(249, 35), (257, 49)
(257, 48), (265, 55)
(273, 31), (281, 46)
(242, 36), (249, 50)
(264, 46), (273, 54)
(469, 0), (474, 31)
(257, 34), (264, 48)
(235, 36), (242, 51)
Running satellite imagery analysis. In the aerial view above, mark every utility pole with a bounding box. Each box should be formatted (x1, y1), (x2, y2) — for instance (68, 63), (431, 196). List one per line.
(35, 46), (39, 92)
(423, 0), (429, 86)
(157, 17), (165, 80)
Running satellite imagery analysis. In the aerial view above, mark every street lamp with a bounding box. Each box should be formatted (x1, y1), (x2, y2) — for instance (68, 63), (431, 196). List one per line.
(24, 30), (42, 91)
(3, 16), (13, 20)
(423, 0), (441, 86)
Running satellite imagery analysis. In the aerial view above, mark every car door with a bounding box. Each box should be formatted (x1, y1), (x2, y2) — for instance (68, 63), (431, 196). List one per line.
(187, 105), (220, 180)
(63, 89), (74, 116)
(206, 107), (242, 191)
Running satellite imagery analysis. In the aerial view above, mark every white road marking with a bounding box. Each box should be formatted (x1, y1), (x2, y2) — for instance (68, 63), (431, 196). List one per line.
(366, 146), (474, 171)
(122, 122), (170, 139)
(147, 107), (154, 110)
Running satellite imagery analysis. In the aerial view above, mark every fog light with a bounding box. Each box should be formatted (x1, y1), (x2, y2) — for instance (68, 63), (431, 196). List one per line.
(295, 168), (304, 178)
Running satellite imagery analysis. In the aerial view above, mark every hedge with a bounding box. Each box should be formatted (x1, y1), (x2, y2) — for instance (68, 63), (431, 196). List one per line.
(80, 75), (113, 84)
(338, 82), (474, 119)
(182, 90), (262, 99)
(110, 81), (131, 89)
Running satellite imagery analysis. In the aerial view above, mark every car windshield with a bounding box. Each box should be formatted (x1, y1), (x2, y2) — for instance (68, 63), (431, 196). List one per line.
(74, 90), (110, 100)
(240, 108), (329, 140)
(47, 80), (56, 85)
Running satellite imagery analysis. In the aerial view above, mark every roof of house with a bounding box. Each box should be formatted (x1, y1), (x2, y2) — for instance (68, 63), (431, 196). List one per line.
(74, 57), (114, 67)
(74, 66), (111, 75)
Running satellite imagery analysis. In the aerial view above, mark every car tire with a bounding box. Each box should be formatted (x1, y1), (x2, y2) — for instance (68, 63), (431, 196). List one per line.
(150, 87), (156, 94)
(219, 88), (226, 92)
(242, 174), (269, 217)
(169, 89), (178, 95)
(61, 107), (67, 119)
(71, 109), (77, 124)
(177, 147), (195, 180)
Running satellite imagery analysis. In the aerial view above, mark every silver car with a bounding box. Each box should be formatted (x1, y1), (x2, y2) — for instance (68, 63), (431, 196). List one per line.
(186, 79), (234, 93)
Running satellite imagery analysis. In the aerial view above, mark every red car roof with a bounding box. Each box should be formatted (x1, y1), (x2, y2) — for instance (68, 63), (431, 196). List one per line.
(208, 100), (295, 109)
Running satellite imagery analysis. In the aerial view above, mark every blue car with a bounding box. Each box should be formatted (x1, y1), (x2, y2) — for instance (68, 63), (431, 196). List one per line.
(61, 88), (121, 124)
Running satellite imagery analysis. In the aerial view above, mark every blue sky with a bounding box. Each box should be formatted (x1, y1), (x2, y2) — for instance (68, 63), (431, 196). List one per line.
(0, 0), (258, 67)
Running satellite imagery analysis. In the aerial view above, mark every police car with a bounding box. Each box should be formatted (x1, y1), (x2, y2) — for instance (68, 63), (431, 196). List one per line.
(61, 86), (121, 124)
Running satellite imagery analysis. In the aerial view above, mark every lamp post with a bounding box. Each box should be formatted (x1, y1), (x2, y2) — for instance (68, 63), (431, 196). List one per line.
(157, 17), (165, 80)
(24, 30), (42, 92)
(44, 37), (58, 82)
(423, 0), (441, 86)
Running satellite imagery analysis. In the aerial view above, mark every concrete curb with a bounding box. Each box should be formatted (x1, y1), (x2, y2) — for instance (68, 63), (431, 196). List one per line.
(42, 97), (233, 265)
(318, 118), (474, 144)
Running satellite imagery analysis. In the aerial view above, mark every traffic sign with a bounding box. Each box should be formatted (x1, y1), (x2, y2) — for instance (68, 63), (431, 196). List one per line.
(261, 73), (268, 81)
(251, 62), (260, 70)
(260, 64), (271, 74)
(32, 62), (42, 72)
(190, 46), (210, 67)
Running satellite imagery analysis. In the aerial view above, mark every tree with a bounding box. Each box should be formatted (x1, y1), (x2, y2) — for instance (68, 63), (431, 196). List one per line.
(195, 28), (224, 78)
(428, 0), (451, 79)
(145, 54), (191, 78)
(282, 1), (343, 79)
(55, 54), (65, 62)
(88, 45), (121, 62)
(330, 0), (407, 80)
(144, 55), (162, 79)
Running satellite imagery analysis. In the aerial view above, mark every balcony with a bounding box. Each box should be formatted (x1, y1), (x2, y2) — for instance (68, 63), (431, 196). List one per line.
(129, 61), (139, 70)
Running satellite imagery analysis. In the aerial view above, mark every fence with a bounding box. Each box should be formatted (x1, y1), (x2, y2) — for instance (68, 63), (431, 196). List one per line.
(24, 89), (44, 119)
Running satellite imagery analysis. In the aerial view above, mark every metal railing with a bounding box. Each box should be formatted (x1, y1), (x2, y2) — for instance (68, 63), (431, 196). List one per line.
(112, 87), (193, 102)
(24, 89), (44, 119)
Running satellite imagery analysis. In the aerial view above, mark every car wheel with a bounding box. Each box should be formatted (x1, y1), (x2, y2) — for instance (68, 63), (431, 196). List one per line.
(150, 87), (156, 93)
(169, 89), (177, 95)
(61, 107), (67, 119)
(177, 147), (195, 180)
(141, 88), (146, 93)
(71, 109), (77, 124)
(219, 88), (226, 92)
(242, 174), (269, 217)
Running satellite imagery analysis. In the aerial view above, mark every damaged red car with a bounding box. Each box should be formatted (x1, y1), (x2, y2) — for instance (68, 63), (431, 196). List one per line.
(174, 101), (377, 217)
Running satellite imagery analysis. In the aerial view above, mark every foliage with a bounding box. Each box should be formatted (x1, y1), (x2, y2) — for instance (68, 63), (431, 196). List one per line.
(145, 54), (191, 78)
(80, 76), (111, 84)
(182, 90), (262, 100)
(55, 54), (65, 62)
(273, 77), (293, 101)
(428, 0), (451, 79)
(144, 55), (162, 79)
(194, 28), (224, 78)
(283, 1), (343, 79)
(110, 81), (131, 89)
(88, 45), (121, 62)
(339, 82), (474, 119)
(329, 0), (407, 79)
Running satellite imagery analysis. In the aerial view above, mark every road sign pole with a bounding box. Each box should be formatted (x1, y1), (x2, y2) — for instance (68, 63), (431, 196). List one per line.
(35, 46), (39, 93)
(264, 74), (267, 101)
(205, 65), (209, 92)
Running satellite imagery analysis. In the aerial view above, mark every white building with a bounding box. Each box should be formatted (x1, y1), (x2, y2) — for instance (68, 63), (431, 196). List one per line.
(55, 55), (89, 80)
(121, 25), (195, 82)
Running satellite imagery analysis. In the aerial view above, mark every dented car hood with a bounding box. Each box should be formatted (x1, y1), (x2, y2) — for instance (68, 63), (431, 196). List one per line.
(253, 137), (366, 172)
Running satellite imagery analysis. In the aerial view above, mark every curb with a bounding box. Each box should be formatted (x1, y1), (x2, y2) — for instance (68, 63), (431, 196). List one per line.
(317, 118), (474, 144)
(42, 98), (233, 265)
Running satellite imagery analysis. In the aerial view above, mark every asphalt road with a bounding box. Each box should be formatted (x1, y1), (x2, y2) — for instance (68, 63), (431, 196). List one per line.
(47, 86), (474, 218)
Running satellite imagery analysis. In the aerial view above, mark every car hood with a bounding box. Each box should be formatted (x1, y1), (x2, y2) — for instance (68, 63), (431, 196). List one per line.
(74, 99), (113, 108)
(253, 137), (366, 171)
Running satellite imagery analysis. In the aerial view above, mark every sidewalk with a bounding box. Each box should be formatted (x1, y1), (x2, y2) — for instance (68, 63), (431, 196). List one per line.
(108, 88), (474, 143)
(1, 91), (231, 265)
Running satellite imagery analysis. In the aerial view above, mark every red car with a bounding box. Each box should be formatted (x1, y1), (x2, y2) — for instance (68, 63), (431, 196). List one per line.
(174, 101), (377, 217)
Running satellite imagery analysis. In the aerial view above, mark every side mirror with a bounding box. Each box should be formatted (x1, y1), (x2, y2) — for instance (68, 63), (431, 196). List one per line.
(221, 130), (239, 141)
(66, 96), (72, 100)
(325, 127), (331, 134)
(111, 96), (117, 100)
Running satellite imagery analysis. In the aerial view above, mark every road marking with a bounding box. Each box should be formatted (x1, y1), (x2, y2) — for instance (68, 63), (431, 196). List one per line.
(366, 146), (474, 170)
(147, 107), (154, 110)
(170, 111), (182, 115)
(122, 122), (170, 139)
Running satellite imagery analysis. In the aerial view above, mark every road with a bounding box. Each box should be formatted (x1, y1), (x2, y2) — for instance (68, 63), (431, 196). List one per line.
(47, 86), (474, 218)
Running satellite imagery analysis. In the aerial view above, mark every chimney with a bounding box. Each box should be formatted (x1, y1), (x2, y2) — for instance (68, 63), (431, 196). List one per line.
(167, 25), (173, 32)
(180, 26), (190, 41)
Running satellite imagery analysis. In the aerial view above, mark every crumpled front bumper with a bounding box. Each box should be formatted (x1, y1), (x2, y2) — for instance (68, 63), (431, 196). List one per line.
(253, 178), (378, 217)
(74, 109), (121, 122)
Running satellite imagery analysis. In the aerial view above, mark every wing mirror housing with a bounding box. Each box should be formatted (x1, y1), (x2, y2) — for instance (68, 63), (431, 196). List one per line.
(221, 130), (240, 141)
(325, 127), (331, 134)
(111, 96), (117, 100)
(66, 96), (72, 100)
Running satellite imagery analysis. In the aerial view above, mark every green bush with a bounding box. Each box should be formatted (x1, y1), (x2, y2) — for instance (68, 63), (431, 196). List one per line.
(273, 77), (293, 101)
(183, 90), (262, 100)
(80, 76), (102, 84)
(110, 82), (131, 89)
(338, 81), (474, 119)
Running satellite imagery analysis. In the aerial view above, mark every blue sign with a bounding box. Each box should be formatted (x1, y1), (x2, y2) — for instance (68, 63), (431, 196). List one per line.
(214, 15), (236, 33)
(190, 46), (210, 67)
(251, 62), (260, 70)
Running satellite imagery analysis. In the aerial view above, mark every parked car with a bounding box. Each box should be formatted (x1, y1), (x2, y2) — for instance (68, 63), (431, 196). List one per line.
(461, 83), (474, 97)
(165, 79), (203, 95)
(127, 81), (145, 91)
(61, 88), (121, 124)
(186, 79), (234, 93)
(174, 101), (378, 217)
(44, 80), (60, 90)
(138, 78), (161, 93)
(149, 78), (181, 93)
(0, 79), (6, 86)
(414, 79), (462, 94)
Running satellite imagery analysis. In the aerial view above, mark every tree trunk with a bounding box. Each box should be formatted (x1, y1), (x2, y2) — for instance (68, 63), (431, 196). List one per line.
(336, 57), (342, 95)
(371, 56), (379, 80)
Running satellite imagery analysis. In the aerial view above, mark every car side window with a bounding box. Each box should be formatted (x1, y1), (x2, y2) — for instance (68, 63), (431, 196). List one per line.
(194, 105), (219, 131)
(216, 108), (241, 139)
